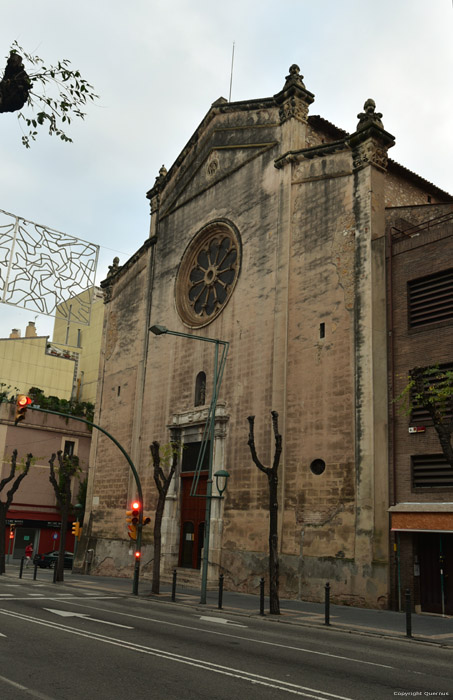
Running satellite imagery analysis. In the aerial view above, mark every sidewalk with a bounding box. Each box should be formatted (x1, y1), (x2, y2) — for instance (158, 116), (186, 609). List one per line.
(3, 563), (453, 647)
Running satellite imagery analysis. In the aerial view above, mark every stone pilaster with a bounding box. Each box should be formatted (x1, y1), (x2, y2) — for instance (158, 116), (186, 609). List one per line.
(349, 100), (395, 603)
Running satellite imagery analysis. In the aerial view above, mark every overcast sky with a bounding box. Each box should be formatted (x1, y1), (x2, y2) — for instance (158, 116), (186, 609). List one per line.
(1, 0), (452, 340)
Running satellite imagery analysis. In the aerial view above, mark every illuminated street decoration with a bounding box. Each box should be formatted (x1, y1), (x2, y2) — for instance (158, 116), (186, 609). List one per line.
(0, 208), (99, 324)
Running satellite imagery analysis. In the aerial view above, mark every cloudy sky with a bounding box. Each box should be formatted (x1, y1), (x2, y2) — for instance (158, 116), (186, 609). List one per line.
(1, 0), (452, 339)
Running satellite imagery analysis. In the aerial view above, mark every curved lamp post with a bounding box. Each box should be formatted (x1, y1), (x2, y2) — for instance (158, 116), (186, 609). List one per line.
(150, 324), (229, 603)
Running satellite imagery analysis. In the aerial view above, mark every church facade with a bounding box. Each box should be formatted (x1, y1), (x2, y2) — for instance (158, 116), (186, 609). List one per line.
(79, 66), (451, 607)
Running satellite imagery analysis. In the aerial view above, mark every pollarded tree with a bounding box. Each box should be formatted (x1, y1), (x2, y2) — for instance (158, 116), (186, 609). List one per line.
(397, 366), (453, 467)
(0, 450), (33, 575)
(0, 41), (98, 147)
(48, 451), (80, 582)
(247, 411), (282, 615)
(149, 440), (178, 594)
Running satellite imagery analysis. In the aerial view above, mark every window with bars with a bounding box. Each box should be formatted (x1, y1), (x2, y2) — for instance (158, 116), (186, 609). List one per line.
(408, 268), (453, 329)
(412, 454), (453, 488)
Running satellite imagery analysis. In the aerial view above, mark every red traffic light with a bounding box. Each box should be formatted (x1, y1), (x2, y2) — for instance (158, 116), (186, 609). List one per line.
(131, 501), (140, 510)
(135, 551), (141, 559)
(18, 395), (32, 407)
(15, 395), (32, 425)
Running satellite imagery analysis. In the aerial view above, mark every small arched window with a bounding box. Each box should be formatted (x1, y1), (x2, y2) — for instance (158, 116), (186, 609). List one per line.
(194, 371), (206, 406)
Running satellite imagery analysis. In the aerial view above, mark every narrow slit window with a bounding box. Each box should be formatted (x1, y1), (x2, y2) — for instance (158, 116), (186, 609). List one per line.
(194, 371), (206, 406)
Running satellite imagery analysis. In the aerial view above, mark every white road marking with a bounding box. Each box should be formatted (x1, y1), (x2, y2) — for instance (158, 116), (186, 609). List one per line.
(63, 600), (394, 670)
(0, 608), (354, 700)
(200, 615), (247, 627)
(0, 632), (6, 637)
(0, 594), (14, 597)
(0, 673), (56, 700)
(43, 608), (133, 628)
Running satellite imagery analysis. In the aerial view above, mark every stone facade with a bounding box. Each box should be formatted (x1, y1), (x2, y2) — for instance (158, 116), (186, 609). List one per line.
(79, 68), (452, 608)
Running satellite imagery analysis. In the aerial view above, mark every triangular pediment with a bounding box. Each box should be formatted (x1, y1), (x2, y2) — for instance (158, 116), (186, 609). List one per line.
(160, 139), (277, 218)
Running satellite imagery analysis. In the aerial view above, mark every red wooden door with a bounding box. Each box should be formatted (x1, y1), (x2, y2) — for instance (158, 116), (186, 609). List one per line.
(179, 473), (207, 569)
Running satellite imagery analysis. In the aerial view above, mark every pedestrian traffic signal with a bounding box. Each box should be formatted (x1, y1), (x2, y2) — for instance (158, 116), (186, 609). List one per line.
(15, 395), (32, 425)
(71, 522), (81, 538)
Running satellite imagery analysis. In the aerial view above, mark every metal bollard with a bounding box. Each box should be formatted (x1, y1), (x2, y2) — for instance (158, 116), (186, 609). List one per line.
(259, 577), (265, 616)
(19, 557), (24, 578)
(218, 573), (224, 610)
(33, 562), (38, 581)
(53, 563), (57, 583)
(405, 588), (412, 638)
(325, 582), (331, 626)
(171, 569), (177, 602)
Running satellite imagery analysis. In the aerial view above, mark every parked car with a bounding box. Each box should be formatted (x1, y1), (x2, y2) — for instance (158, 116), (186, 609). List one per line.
(33, 551), (74, 569)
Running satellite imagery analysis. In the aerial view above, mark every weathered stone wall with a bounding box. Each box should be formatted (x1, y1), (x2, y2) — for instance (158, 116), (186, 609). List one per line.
(85, 246), (153, 561)
(82, 75), (451, 604)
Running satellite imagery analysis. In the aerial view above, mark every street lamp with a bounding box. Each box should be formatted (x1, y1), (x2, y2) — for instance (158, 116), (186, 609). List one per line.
(150, 323), (229, 604)
(214, 469), (230, 497)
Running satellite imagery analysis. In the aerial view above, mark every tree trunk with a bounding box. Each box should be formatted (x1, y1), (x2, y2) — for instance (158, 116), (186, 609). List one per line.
(152, 498), (165, 594)
(0, 503), (7, 575)
(150, 440), (177, 596)
(0, 451), (32, 575)
(268, 472), (280, 615)
(247, 412), (282, 615)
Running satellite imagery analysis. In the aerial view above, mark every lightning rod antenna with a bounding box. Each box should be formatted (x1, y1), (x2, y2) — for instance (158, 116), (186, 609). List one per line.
(229, 41), (235, 102)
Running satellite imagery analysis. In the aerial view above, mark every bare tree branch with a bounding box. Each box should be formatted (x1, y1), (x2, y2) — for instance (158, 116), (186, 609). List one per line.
(247, 415), (269, 474)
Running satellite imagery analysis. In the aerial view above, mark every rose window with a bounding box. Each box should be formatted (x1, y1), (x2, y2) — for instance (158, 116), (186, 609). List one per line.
(176, 222), (241, 328)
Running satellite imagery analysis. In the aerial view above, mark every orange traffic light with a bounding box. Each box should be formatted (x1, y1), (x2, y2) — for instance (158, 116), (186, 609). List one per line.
(15, 395), (32, 425)
(126, 502), (140, 540)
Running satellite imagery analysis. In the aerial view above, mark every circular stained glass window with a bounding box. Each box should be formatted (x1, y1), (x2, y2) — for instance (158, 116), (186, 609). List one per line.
(176, 221), (241, 328)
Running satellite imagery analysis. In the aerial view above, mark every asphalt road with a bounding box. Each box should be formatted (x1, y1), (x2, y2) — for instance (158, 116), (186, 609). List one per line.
(0, 576), (452, 700)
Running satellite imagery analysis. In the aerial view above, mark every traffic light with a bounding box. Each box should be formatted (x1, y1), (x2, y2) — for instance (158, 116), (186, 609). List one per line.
(126, 501), (140, 540)
(9, 524), (15, 540)
(71, 522), (81, 538)
(15, 395), (32, 425)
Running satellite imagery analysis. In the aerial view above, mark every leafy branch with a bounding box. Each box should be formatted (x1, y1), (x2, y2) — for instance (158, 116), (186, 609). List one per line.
(395, 365), (453, 467)
(1, 41), (98, 147)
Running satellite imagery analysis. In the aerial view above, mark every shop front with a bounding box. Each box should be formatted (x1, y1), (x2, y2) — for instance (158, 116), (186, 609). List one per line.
(390, 506), (453, 615)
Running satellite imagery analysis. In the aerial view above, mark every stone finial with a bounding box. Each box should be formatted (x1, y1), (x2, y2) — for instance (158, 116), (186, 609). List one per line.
(107, 256), (120, 278)
(274, 64), (314, 125)
(282, 64), (306, 90)
(356, 99), (384, 131)
(150, 164), (168, 194)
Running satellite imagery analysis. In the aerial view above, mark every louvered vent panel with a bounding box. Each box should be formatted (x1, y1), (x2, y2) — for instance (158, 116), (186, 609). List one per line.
(410, 363), (453, 423)
(408, 269), (453, 328)
(412, 454), (453, 488)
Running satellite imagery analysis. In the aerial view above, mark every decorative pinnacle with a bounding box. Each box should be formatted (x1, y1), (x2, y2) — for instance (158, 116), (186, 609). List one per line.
(283, 64), (306, 89)
(356, 98), (384, 131)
